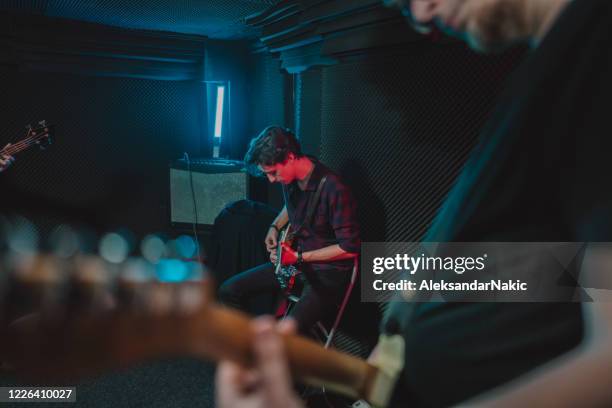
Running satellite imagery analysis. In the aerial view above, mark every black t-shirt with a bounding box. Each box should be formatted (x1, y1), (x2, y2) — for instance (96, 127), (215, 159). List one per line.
(386, 1), (612, 406)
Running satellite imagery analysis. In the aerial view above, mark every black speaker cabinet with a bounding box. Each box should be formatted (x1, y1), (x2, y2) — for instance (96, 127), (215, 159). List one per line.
(169, 158), (249, 228)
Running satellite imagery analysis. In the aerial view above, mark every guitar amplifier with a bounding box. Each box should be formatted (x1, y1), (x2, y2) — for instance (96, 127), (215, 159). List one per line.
(169, 158), (249, 227)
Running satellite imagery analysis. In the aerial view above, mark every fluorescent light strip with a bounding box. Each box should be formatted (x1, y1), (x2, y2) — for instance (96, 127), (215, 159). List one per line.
(214, 86), (225, 138)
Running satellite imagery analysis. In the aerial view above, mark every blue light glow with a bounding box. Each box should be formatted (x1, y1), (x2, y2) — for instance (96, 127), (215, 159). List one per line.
(175, 235), (197, 259)
(99, 232), (129, 264)
(214, 86), (225, 138)
(141, 234), (166, 264)
(156, 259), (190, 282)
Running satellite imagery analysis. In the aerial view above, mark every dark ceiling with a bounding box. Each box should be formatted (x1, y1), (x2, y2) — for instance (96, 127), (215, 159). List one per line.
(0, 0), (280, 39)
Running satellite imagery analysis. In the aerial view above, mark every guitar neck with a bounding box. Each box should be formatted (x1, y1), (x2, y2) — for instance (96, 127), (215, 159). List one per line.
(189, 306), (379, 400)
(2, 125), (52, 157)
(2, 138), (36, 156)
(3, 256), (400, 408)
(275, 223), (292, 274)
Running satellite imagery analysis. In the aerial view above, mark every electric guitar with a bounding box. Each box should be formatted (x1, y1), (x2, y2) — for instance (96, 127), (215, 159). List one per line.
(0, 254), (404, 408)
(274, 223), (301, 291)
(1, 121), (54, 159)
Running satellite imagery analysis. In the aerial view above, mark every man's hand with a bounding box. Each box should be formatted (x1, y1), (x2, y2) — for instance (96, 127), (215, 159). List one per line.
(265, 227), (279, 253)
(0, 144), (15, 173)
(280, 243), (298, 266)
(270, 251), (278, 265)
(216, 317), (304, 408)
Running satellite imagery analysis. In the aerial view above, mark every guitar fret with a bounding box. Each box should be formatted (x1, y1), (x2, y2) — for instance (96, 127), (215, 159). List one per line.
(1, 126), (52, 157)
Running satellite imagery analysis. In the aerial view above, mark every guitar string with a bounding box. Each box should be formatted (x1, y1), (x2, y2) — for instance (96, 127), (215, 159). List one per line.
(3, 126), (34, 155)
(1, 125), (47, 155)
(2, 134), (44, 154)
(2, 138), (39, 155)
(3, 132), (47, 152)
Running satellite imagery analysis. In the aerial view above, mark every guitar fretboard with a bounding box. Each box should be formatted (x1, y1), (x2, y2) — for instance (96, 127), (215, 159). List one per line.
(1, 130), (50, 156)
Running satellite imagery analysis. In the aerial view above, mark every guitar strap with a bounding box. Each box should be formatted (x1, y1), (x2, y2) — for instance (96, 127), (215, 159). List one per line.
(284, 175), (327, 293)
(288, 175), (327, 241)
(304, 175), (327, 230)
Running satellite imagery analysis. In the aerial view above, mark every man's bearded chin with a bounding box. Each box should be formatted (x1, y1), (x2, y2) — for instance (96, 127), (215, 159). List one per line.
(457, 0), (530, 53)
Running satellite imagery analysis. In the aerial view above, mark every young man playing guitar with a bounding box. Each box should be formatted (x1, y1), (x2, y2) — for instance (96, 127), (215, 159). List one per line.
(219, 126), (360, 335)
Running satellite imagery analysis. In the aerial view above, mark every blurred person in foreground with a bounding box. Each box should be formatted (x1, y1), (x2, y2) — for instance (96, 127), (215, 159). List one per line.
(216, 0), (612, 406)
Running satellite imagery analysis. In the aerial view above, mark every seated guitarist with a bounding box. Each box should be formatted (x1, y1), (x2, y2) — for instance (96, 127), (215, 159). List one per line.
(219, 126), (360, 335)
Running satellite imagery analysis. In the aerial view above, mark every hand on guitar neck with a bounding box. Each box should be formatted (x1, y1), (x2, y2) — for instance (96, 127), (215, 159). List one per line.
(216, 317), (304, 408)
(269, 242), (298, 266)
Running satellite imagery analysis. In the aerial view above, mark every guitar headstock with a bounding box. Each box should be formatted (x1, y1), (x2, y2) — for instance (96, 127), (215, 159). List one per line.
(0, 121), (55, 157)
(1, 253), (212, 320)
(26, 120), (54, 150)
(0, 252), (215, 380)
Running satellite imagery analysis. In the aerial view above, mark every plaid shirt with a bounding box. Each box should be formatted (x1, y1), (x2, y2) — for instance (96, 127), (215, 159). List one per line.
(282, 158), (360, 276)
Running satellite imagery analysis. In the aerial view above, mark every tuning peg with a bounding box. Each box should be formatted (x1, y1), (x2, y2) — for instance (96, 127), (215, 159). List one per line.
(38, 120), (46, 126)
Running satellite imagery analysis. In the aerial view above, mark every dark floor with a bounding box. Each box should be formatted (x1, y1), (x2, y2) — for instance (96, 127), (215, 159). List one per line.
(0, 358), (216, 408)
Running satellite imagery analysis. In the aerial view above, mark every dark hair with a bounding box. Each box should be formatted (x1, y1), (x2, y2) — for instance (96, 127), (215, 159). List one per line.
(244, 126), (303, 175)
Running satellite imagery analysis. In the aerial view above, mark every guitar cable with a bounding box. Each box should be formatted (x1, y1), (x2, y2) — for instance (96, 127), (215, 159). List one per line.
(184, 152), (202, 265)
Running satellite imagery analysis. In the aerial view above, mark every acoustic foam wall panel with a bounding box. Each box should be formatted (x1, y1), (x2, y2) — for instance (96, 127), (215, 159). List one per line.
(247, 53), (288, 210)
(0, 0), (280, 39)
(297, 45), (524, 243)
(295, 68), (322, 157)
(248, 53), (287, 138)
(0, 68), (203, 236)
(292, 45), (524, 354)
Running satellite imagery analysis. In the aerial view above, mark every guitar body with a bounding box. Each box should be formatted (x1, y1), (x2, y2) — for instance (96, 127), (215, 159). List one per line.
(274, 224), (301, 291)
